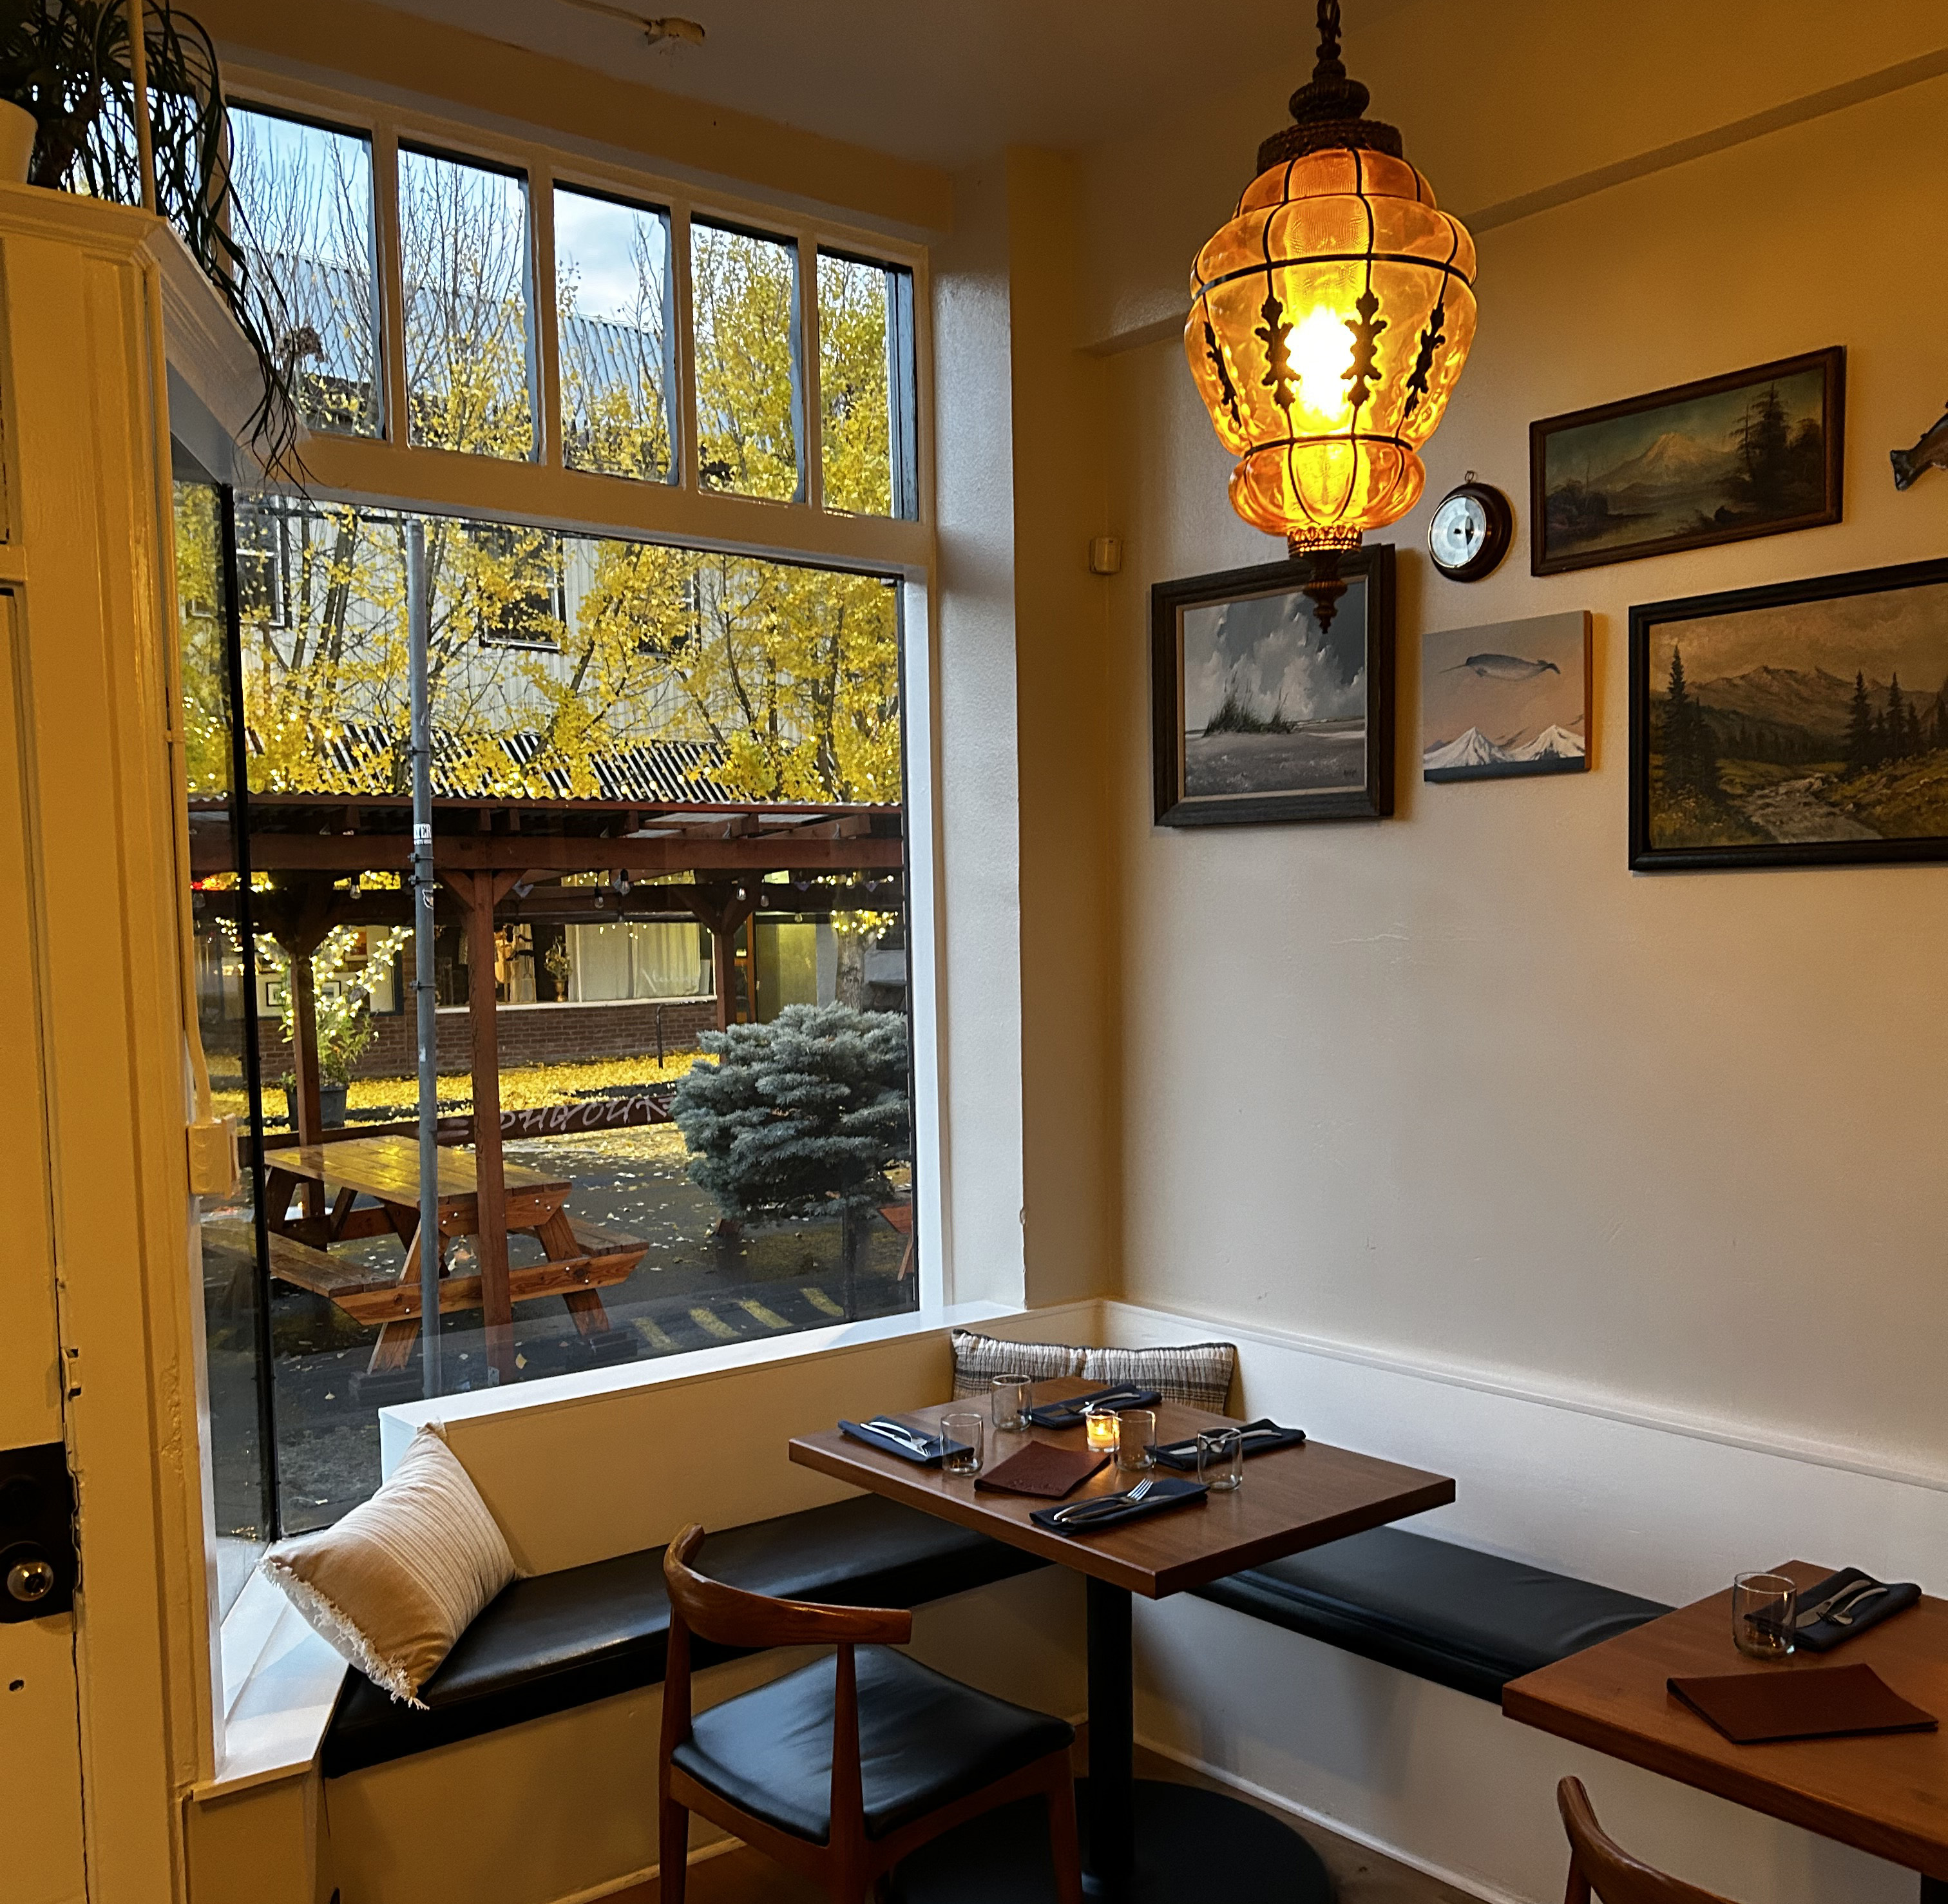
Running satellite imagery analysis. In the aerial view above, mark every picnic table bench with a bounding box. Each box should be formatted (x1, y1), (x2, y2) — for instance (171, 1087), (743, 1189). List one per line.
(254, 1135), (647, 1372)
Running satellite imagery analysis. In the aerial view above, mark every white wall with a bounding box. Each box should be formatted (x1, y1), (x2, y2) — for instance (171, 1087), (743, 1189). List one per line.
(1097, 34), (1948, 1489)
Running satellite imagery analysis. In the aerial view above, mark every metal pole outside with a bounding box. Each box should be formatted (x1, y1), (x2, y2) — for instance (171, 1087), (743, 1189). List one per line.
(407, 523), (441, 1399)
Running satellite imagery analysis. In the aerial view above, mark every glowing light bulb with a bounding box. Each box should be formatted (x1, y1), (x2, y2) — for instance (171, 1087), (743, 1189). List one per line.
(1285, 306), (1355, 427)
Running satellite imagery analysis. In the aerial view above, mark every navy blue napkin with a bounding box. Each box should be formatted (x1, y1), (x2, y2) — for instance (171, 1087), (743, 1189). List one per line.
(1024, 1385), (1163, 1430)
(1793, 1568), (1923, 1652)
(1028, 1474), (1207, 1535)
(838, 1419), (969, 1467)
(1149, 1418), (1307, 1471)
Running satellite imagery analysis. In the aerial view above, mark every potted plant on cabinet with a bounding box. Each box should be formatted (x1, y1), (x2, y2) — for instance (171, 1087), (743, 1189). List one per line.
(0, 0), (296, 458)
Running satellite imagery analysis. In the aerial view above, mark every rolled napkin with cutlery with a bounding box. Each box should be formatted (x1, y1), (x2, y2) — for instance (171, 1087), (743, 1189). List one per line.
(1025, 1385), (1162, 1430)
(1149, 1418), (1306, 1471)
(838, 1418), (971, 1467)
(1792, 1568), (1922, 1652)
(1027, 1474), (1207, 1535)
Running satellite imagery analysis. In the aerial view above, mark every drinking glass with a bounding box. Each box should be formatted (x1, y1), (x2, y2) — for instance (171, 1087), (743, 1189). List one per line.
(1732, 1572), (1797, 1659)
(942, 1412), (984, 1477)
(1083, 1405), (1121, 1454)
(991, 1373), (1031, 1434)
(1116, 1409), (1157, 1473)
(1196, 1428), (1243, 1492)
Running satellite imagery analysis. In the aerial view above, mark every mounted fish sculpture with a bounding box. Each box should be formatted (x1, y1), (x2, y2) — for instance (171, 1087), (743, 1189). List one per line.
(1891, 402), (1948, 490)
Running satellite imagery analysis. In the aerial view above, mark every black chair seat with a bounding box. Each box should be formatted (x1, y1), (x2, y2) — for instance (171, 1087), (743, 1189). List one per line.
(1192, 1525), (1670, 1702)
(323, 1494), (1050, 1777)
(674, 1646), (1074, 1844)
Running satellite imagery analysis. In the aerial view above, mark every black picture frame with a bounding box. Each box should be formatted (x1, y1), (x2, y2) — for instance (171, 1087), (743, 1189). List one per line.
(1531, 347), (1845, 577)
(1151, 545), (1395, 827)
(1628, 556), (1948, 872)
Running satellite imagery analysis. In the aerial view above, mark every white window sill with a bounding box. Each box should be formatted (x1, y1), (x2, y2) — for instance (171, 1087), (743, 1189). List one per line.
(200, 1566), (347, 1800)
(201, 1298), (1023, 1796)
(377, 1298), (1022, 1457)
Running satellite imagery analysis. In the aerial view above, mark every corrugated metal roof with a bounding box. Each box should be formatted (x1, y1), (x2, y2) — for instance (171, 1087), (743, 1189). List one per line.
(245, 718), (752, 803)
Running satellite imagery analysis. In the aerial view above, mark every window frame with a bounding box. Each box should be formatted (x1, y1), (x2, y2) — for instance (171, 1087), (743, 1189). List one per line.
(225, 65), (932, 577)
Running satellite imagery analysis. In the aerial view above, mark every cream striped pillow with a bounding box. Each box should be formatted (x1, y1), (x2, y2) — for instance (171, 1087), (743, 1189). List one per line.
(262, 1424), (517, 1705)
(1079, 1341), (1236, 1413)
(950, 1329), (1084, 1398)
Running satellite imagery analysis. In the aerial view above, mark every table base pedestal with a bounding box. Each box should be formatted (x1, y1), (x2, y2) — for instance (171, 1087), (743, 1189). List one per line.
(890, 1778), (1332, 1904)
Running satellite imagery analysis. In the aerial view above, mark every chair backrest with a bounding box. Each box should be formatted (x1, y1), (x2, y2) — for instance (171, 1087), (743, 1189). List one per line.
(1557, 1779), (1741, 1904)
(662, 1523), (913, 1651)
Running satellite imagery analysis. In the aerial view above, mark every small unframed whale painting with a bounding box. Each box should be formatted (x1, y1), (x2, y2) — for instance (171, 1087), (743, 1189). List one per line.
(1424, 610), (1592, 782)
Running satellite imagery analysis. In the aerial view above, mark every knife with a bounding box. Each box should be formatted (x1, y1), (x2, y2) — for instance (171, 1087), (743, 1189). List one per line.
(865, 1418), (936, 1454)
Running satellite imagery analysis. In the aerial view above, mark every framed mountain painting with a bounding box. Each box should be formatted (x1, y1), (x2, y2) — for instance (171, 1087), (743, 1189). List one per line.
(1424, 611), (1590, 781)
(1531, 348), (1844, 575)
(1151, 546), (1395, 827)
(1629, 557), (1948, 870)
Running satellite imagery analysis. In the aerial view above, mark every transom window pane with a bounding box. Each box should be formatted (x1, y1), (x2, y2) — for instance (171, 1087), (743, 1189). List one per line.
(400, 146), (537, 459)
(229, 107), (382, 438)
(690, 219), (801, 502)
(818, 251), (917, 520)
(555, 184), (675, 482)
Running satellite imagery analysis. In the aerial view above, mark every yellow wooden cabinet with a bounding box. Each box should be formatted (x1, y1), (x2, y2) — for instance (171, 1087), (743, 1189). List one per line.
(0, 182), (266, 1904)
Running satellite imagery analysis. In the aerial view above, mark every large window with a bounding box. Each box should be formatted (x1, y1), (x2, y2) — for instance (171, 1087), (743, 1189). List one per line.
(190, 487), (912, 1531)
(204, 94), (928, 1538)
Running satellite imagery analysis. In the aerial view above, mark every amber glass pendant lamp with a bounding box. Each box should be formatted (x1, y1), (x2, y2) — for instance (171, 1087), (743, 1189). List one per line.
(1186, 0), (1478, 626)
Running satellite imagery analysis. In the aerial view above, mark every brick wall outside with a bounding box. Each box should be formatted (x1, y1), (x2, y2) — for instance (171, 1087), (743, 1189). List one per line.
(256, 996), (718, 1082)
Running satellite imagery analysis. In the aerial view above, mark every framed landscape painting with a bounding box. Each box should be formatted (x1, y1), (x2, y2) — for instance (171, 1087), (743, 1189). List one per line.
(1424, 610), (1590, 781)
(1152, 546), (1395, 826)
(1531, 347), (1844, 576)
(1629, 557), (1948, 871)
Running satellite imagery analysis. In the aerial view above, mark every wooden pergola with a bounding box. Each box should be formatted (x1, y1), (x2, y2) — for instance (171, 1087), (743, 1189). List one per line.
(191, 789), (903, 1380)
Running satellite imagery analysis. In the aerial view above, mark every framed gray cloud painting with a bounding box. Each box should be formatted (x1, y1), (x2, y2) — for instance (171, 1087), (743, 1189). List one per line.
(1630, 556), (1948, 871)
(1424, 611), (1590, 781)
(1152, 546), (1395, 827)
(1531, 347), (1844, 576)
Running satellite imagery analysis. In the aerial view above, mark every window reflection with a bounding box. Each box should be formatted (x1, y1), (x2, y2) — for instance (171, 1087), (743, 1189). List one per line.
(229, 108), (383, 438)
(691, 220), (801, 501)
(399, 146), (537, 459)
(555, 184), (675, 481)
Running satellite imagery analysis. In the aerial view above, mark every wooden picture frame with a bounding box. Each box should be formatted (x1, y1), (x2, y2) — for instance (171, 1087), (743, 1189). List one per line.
(1531, 347), (1844, 577)
(1151, 546), (1395, 827)
(1628, 556), (1948, 872)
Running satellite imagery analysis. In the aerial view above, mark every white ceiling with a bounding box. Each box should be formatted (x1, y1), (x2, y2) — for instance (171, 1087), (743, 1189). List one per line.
(377, 0), (1409, 171)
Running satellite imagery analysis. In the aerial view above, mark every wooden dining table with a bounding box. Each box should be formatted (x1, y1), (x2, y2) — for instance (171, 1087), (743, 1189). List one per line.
(1503, 1559), (1948, 1900)
(262, 1134), (644, 1372)
(791, 1377), (1454, 1903)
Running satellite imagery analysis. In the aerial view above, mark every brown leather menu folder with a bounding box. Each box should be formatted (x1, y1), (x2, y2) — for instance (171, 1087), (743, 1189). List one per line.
(975, 1443), (1111, 1499)
(1668, 1664), (1938, 1745)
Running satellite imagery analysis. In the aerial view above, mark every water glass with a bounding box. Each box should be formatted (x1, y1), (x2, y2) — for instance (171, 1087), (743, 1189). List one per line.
(991, 1373), (1032, 1434)
(1196, 1428), (1244, 1492)
(1084, 1405), (1121, 1454)
(1732, 1572), (1797, 1659)
(941, 1412), (984, 1477)
(1116, 1409), (1157, 1473)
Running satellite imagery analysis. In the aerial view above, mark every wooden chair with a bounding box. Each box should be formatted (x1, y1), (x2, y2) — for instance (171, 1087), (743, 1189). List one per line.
(659, 1523), (1083, 1904)
(1558, 1778), (1740, 1904)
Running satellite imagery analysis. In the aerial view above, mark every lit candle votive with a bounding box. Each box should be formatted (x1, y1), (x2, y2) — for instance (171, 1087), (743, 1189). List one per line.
(1084, 1405), (1120, 1453)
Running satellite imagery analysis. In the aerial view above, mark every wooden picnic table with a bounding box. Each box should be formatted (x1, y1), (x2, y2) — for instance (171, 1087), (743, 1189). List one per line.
(258, 1134), (645, 1373)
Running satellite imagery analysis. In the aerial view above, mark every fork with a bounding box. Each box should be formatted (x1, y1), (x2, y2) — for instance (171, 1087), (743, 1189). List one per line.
(1054, 1477), (1155, 1526)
